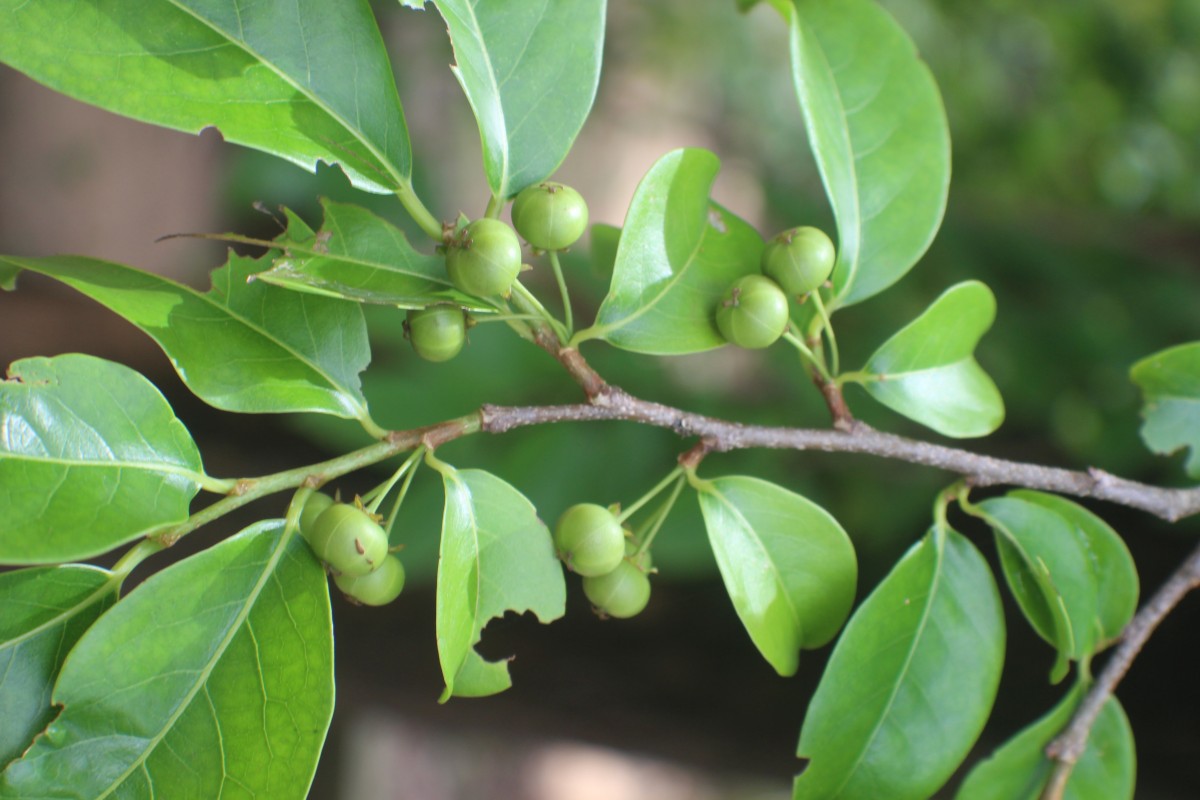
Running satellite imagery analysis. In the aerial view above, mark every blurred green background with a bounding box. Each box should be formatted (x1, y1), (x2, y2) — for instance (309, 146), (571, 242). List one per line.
(1, 0), (1198, 797)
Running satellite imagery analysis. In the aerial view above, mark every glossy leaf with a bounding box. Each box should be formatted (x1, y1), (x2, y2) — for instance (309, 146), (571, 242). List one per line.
(0, 354), (204, 564)
(1010, 491), (1138, 647)
(590, 223), (621, 279)
(1130, 341), (1200, 479)
(435, 465), (566, 700)
(0, 0), (411, 194)
(775, 0), (950, 308)
(0, 566), (117, 768)
(695, 475), (857, 676)
(957, 685), (1136, 800)
(0, 521), (334, 799)
(576, 148), (764, 354)
(253, 200), (489, 311)
(859, 280), (1004, 438)
(794, 528), (1004, 800)
(980, 493), (1135, 679)
(3, 253), (375, 425)
(433, 0), (606, 199)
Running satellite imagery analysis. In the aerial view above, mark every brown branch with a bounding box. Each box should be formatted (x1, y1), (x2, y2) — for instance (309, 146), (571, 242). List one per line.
(477, 399), (1200, 522)
(494, 324), (1200, 520)
(1041, 540), (1200, 798)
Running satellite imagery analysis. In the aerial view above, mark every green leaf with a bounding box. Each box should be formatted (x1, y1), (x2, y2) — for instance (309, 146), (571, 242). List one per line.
(979, 493), (1136, 678)
(575, 149), (764, 354)
(695, 475), (857, 676)
(0, 0), (411, 194)
(435, 465), (567, 700)
(0, 521), (334, 799)
(858, 280), (1004, 438)
(776, 0), (950, 308)
(1130, 341), (1200, 479)
(1009, 491), (1138, 647)
(253, 200), (489, 311)
(0, 263), (16, 291)
(794, 528), (1004, 800)
(2, 253), (376, 426)
(0, 354), (205, 564)
(589, 223), (621, 280)
(433, 0), (606, 199)
(0, 566), (118, 768)
(956, 686), (1135, 800)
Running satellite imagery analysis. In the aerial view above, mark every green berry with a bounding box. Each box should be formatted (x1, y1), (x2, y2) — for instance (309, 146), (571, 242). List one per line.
(511, 182), (589, 251)
(583, 559), (652, 619)
(406, 305), (467, 362)
(304, 503), (389, 577)
(299, 491), (334, 537)
(554, 503), (626, 577)
(715, 274), (790, 349)
(445, 218), (523, 297)
(335, 554), (406, 606)
(762, 226), (835, 297)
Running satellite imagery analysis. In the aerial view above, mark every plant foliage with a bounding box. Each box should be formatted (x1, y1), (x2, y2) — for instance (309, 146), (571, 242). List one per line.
(0, 1), (1194, 797)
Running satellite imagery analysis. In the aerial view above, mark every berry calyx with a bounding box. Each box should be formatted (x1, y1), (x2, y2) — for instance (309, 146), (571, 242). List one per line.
(406, 305), (467, 362)
(715, 274), (790, 349)
(583, 559), (652, 619)
(335, 554), (406, 606)
(511, 182), (589, 251)
(554, 503), (626, 577)
(445, 218), (523, 297)
(762, 226), (836, 297)
(304, 503), (389, 577)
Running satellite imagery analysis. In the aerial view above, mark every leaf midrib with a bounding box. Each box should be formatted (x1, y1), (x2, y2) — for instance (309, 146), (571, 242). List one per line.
(586, 207), (712, 343)
(790, 6), (861, 306)
(0, 572), (116, 654)
(828, 533), (944, 798)
(95, 528), (293, 799)
(450, 0), (510, 196)
(166, 0), (408, 191)
(275, 238), (455, 289)
(3, 452), (209, 485)
(707, 482), (803, 652)
(9, 256), (368, 421)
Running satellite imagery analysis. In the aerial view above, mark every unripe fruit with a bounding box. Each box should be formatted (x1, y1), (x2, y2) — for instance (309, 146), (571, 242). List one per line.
(762, 226), (835, 297)
(406, 305), (467, 362)
(715, 274), (790, 349)
(554, 503), (626, 577)
(511, 182), (589, 251)
(445, 218), (522, 297)
(304, 503), (389, 577)
(299, 491), (334, 536)
(583, 559), (652, 619)
(335, 554), (406, 606)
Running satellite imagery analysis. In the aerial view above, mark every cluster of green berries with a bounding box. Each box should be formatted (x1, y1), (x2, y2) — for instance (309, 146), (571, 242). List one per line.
(409, 181), (589, 364)
(299, 492), (405, 606)
(553, 503), (653, 619)
(715, 226), (836, 349)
